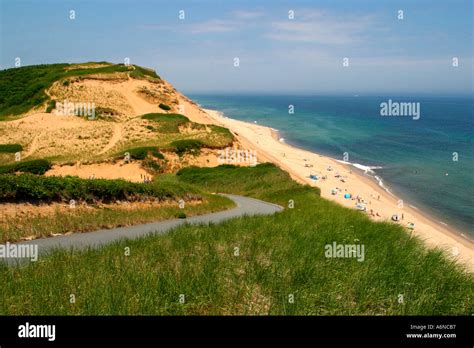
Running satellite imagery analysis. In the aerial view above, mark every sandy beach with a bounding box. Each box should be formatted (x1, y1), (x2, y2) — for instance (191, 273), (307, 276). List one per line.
(3, 68), (471, 271)
(200, 108), (474, 272)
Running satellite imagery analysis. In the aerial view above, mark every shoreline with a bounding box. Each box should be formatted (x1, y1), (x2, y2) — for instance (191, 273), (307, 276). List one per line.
(200, 107), (474, 272)
(272, 127), (473, 242)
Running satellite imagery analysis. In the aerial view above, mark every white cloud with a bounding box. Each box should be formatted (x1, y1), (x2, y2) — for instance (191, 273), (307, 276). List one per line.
(355, 56), (472, 68)
(232, 10), (264, 20)
(188, 19), (239, 34)
(267, 14), (378, 45)
(138, 19), (239, 34)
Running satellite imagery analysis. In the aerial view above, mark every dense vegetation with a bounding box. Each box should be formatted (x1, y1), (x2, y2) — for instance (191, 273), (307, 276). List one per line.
(0, 173), (195, 203)
(208, 125), (233, 138)
(171, 139), (204, 156)
(142, 113), (190, 133)
(129, 65), (160, 80)
(0, 164), (471, 315)
(0, 63), (68, 117)
(45, 100), (56, 113)
(0, 144), (23, 153)
(177, 163), (316, 199)
(121, 146), (165, 160)
(0, 159), (51, 175)
(159, 103), (171, 111)
(0, 174), (233, 242)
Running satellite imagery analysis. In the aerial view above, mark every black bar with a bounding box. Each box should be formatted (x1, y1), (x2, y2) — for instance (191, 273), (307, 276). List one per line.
(0, 316), (472, 346)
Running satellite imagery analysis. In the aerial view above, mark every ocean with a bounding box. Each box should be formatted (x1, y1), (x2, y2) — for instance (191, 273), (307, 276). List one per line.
(189, 94), (474, 238)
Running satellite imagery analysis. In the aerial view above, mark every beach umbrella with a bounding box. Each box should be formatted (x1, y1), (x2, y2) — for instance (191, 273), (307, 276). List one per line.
(344, 193), (351, 199)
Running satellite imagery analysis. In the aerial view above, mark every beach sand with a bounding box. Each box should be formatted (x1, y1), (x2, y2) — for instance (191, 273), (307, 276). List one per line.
(5, 72), (471, 271)
(200, 108), (474, 272)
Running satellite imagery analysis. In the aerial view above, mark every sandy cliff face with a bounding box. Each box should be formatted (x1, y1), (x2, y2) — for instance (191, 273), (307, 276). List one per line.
(0, 67), (245, 181)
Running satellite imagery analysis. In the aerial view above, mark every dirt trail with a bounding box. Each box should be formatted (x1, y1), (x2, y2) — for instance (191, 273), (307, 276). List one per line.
(98, 124), (122, 155)
(22, 132), (42, 159)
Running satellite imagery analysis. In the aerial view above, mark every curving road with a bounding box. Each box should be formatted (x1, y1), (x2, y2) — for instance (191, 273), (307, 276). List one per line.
(2, 194), (283, 265)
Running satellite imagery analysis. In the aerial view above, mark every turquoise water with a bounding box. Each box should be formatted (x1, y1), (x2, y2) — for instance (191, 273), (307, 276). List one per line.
(189, 94), (474, 237)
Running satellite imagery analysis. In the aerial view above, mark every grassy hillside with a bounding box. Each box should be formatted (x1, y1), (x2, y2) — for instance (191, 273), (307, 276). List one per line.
(0, 62), (156, 119)
(0, 164), (471, 315)
(0, 62), (234, 165)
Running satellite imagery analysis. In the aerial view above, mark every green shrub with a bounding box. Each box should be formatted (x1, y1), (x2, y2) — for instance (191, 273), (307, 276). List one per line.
(0, 144), (23, 153)
(142, 113), (189, 123)
(159, 103), (171, 111)
(142, 113), (189, 133)
(209, 125), (233, 138)
(122, 147), (164, 160)
(0, 159), (51, 175)
(127, 148), (147, 160)
(129, 66), (160, 80)
(151, 149), (165, 159)
(45, 100), (56, 113)
(143, 158), (162, 173)
(15, 159), (51, 175)
(171, 139), (204, 156)
(175, 212), (186, 219)
(0, 174), (190, 203)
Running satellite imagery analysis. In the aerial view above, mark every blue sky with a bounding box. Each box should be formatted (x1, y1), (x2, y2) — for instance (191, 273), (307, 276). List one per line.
(1, 0), (472, 94)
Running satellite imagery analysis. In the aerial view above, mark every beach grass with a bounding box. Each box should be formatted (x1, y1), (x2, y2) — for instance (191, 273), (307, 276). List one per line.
(0, 174), (234, 242)
(0, 164), (472, 315)
(0, 193), (233, 243)
(142, 113), (190, 133)
(129, 65), (160, 80)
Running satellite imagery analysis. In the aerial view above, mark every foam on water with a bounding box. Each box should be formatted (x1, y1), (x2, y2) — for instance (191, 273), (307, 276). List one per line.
(190, 94), (474, 237)
(336, 160), (383, 174)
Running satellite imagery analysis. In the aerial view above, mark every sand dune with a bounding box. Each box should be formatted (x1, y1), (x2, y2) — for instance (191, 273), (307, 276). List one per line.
(45, 161), (149, 183)
(1, 68), (471, 271)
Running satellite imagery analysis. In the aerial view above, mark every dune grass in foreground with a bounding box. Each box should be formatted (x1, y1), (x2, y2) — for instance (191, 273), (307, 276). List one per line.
(0, 174), (234, 242)
(0, 164), (472, 315)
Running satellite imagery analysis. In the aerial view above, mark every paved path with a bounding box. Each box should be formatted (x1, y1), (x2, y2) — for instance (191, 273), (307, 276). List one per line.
(2, 194), (283, 265)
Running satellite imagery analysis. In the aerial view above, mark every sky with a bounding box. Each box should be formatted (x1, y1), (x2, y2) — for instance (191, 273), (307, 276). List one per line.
(1, 0), (472, 95)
